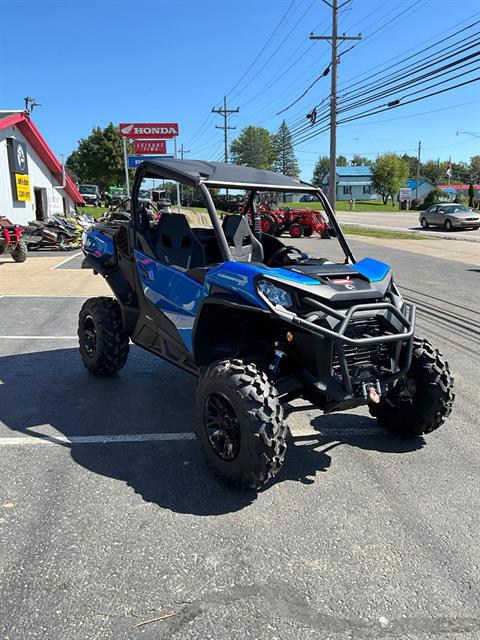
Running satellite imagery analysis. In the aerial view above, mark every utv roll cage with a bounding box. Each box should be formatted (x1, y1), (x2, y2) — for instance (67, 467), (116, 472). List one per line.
(131, 159), (355, 265)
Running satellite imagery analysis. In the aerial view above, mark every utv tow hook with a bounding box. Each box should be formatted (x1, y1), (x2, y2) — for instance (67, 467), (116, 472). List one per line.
(363, 381), (382, 404)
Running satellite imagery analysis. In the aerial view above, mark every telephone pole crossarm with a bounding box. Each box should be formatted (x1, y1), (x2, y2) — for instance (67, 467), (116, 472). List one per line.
(211, 95), (239, 164)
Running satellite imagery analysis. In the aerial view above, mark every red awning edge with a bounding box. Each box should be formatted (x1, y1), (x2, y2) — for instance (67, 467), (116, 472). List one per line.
(0, 112), (84, 205)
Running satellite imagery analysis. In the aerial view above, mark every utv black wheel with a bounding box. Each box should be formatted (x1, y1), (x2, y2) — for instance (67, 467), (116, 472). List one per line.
(11, 240), (28, 262)
(78, 297), (129, 376)
(195, 360), (287, 489)
(369, 337), (454, 437)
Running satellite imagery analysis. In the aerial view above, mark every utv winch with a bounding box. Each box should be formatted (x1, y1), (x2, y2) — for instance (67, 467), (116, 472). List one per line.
(78, 159), (454, 489)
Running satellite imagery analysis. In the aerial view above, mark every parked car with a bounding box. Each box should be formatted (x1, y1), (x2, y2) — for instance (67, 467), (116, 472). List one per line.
(419, 204), (480, 231)
(79, 184), (102, 207)
(299, 194), (315, 202)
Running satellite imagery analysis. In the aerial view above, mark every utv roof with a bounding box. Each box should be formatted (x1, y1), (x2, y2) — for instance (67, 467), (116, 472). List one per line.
(138, 158), (319, 192)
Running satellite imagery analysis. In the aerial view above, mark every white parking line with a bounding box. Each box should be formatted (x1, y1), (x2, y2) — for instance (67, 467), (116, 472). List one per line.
(0, 335), (77, 340)
(0, 433), (196, 446)
(0, 426), (383, 447)
(49, 252), (82, 270)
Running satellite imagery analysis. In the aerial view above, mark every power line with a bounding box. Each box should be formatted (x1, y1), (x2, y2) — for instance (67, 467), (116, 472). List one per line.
(225, 0), (298, 99)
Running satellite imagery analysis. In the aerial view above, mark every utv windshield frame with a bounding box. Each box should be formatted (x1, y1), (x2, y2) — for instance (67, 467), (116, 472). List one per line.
(131, 159), (356, 265)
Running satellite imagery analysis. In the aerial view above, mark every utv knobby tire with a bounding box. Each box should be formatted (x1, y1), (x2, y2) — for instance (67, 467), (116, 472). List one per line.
(195, 360), (287, 489)
(11, 240), (28, 262)
(78, 297), (129, 376)
(369, 337), (454, 437)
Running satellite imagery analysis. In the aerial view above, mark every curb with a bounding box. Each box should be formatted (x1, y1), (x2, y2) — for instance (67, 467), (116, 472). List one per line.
(340, 221), (480, 243)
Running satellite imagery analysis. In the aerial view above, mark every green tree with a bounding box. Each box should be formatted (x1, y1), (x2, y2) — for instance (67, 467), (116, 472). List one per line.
(469, 155), (480, 180)
(401, 153), (419, 177)
(468, 182), (475, 208)
(350, 154), (372, 167)
(371, 153), (409, 205)
(230, 126), (276, 170)
(66, 123), (129, 190)
(423, 188), (447, 207)
(312, 155), (330, 185)
(312, 155), (350, 185)
(272, 120), (299, 177)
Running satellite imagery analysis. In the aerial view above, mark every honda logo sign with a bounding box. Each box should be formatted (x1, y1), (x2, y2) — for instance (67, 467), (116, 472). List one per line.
(119, 123), (179, 139)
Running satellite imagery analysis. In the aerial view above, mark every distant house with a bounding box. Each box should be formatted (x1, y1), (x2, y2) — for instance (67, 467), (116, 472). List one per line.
(407, 178), (435, 200)
(321, 166), (374, 201)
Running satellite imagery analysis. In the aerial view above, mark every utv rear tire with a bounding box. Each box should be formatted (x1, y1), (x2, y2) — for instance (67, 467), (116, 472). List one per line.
(78, 297), (129, 376)
(369, 338), (454, 437)
(195, 360), (287, 489)
(11, 240), (28, 262)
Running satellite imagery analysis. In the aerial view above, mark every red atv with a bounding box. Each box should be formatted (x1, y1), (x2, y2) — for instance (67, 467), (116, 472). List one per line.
(259, 201), (330, 238)
(0, 216), (28, 262)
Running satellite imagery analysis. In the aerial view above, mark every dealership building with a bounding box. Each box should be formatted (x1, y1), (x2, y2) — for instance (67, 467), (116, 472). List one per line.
(0, 111), (83, 226)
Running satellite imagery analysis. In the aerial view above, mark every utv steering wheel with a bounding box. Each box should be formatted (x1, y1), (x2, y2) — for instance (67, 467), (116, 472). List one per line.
(265, 245), (307, 266)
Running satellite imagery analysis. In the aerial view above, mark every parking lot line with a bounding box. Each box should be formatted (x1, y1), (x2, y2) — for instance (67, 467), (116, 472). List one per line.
(0, 433), (197, 446)
(0, 335), (78, 339)
(49, 252), (82, 270)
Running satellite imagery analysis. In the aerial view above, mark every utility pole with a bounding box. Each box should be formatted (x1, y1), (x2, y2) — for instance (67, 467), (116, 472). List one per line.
(310, 0), (361, 209)
(212, 96), (239, 164)
(177, 144), (190, 204)
(178, 143), (190, 160)
(416, 141), (421, 199)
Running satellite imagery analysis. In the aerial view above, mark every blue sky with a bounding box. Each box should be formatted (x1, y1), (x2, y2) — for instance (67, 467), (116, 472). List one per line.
(1, 0), (479, 181)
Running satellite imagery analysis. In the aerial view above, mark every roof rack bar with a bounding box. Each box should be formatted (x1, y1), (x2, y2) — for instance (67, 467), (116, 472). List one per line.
(198, 182), (232, 262)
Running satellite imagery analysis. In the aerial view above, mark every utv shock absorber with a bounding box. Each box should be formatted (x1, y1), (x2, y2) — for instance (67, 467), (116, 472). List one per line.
(268, 347), (286, 378)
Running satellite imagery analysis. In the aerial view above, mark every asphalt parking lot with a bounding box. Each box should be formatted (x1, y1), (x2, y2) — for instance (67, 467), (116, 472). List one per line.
(1, 239), (479, 639)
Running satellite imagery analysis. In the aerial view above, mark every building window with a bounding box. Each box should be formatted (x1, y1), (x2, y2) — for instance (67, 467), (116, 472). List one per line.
(363, 185), (371, 195)
(343, 186), (352, 195)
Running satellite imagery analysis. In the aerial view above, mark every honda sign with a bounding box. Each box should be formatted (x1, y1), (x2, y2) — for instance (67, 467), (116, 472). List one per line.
(119, 123), (179, 139)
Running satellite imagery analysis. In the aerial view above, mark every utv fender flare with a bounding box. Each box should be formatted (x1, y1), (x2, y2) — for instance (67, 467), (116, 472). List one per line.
(192, 296), (272, 367)
(81, 254), (137, 332)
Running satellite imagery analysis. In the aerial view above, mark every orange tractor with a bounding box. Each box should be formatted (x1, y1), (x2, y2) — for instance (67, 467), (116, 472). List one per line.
(258, 201), (331, 238)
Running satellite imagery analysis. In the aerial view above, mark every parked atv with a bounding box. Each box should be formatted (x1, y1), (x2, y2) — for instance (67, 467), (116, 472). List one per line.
(23, 217), (80, 251)
(0, 216), (28, 262)
(79, 159), (455, 489)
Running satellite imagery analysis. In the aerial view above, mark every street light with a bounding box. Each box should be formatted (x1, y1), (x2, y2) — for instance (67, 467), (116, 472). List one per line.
(456, 131), (480, 139)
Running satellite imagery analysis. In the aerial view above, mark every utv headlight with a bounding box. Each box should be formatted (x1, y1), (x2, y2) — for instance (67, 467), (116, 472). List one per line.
(257, 279), (293, 308)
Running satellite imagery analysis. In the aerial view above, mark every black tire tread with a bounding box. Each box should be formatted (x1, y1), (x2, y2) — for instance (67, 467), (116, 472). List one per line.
(11, 240), (28, 262)
(78, 297), (129, 376)
(195, 359), (287, 489)
(369, 337), (454, 437)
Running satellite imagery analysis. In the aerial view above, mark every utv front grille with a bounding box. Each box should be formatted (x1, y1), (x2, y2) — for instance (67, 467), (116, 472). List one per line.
(332, 316), (392, 378)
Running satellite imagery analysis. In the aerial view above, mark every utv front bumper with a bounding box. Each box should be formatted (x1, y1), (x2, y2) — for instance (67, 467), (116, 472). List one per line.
(274, 297), (416, 410)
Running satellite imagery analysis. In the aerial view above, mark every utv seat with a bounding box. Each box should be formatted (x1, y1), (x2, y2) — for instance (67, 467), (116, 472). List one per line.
(222, 215), (263, 262)
(153, 214), (205, 269)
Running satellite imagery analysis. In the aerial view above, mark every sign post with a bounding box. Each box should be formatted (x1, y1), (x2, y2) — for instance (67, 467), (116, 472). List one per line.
(122, 137), (130, 197)
(174, 137), (181, 212)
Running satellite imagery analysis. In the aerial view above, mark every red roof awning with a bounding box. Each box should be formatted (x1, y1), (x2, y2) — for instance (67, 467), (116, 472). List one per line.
(0, 112), (84, 204)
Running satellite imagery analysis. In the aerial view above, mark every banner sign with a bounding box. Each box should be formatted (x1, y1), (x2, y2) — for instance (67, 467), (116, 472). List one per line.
(7, 138), (29, 175)
(119, 123), (179, 139)
(128, 155), (174, 169)
(14, 173), (31, 201)
(133, 140), (167, 154)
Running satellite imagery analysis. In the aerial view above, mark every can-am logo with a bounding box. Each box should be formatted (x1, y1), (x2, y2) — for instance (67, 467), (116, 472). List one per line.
(119, 122), (179, 139)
